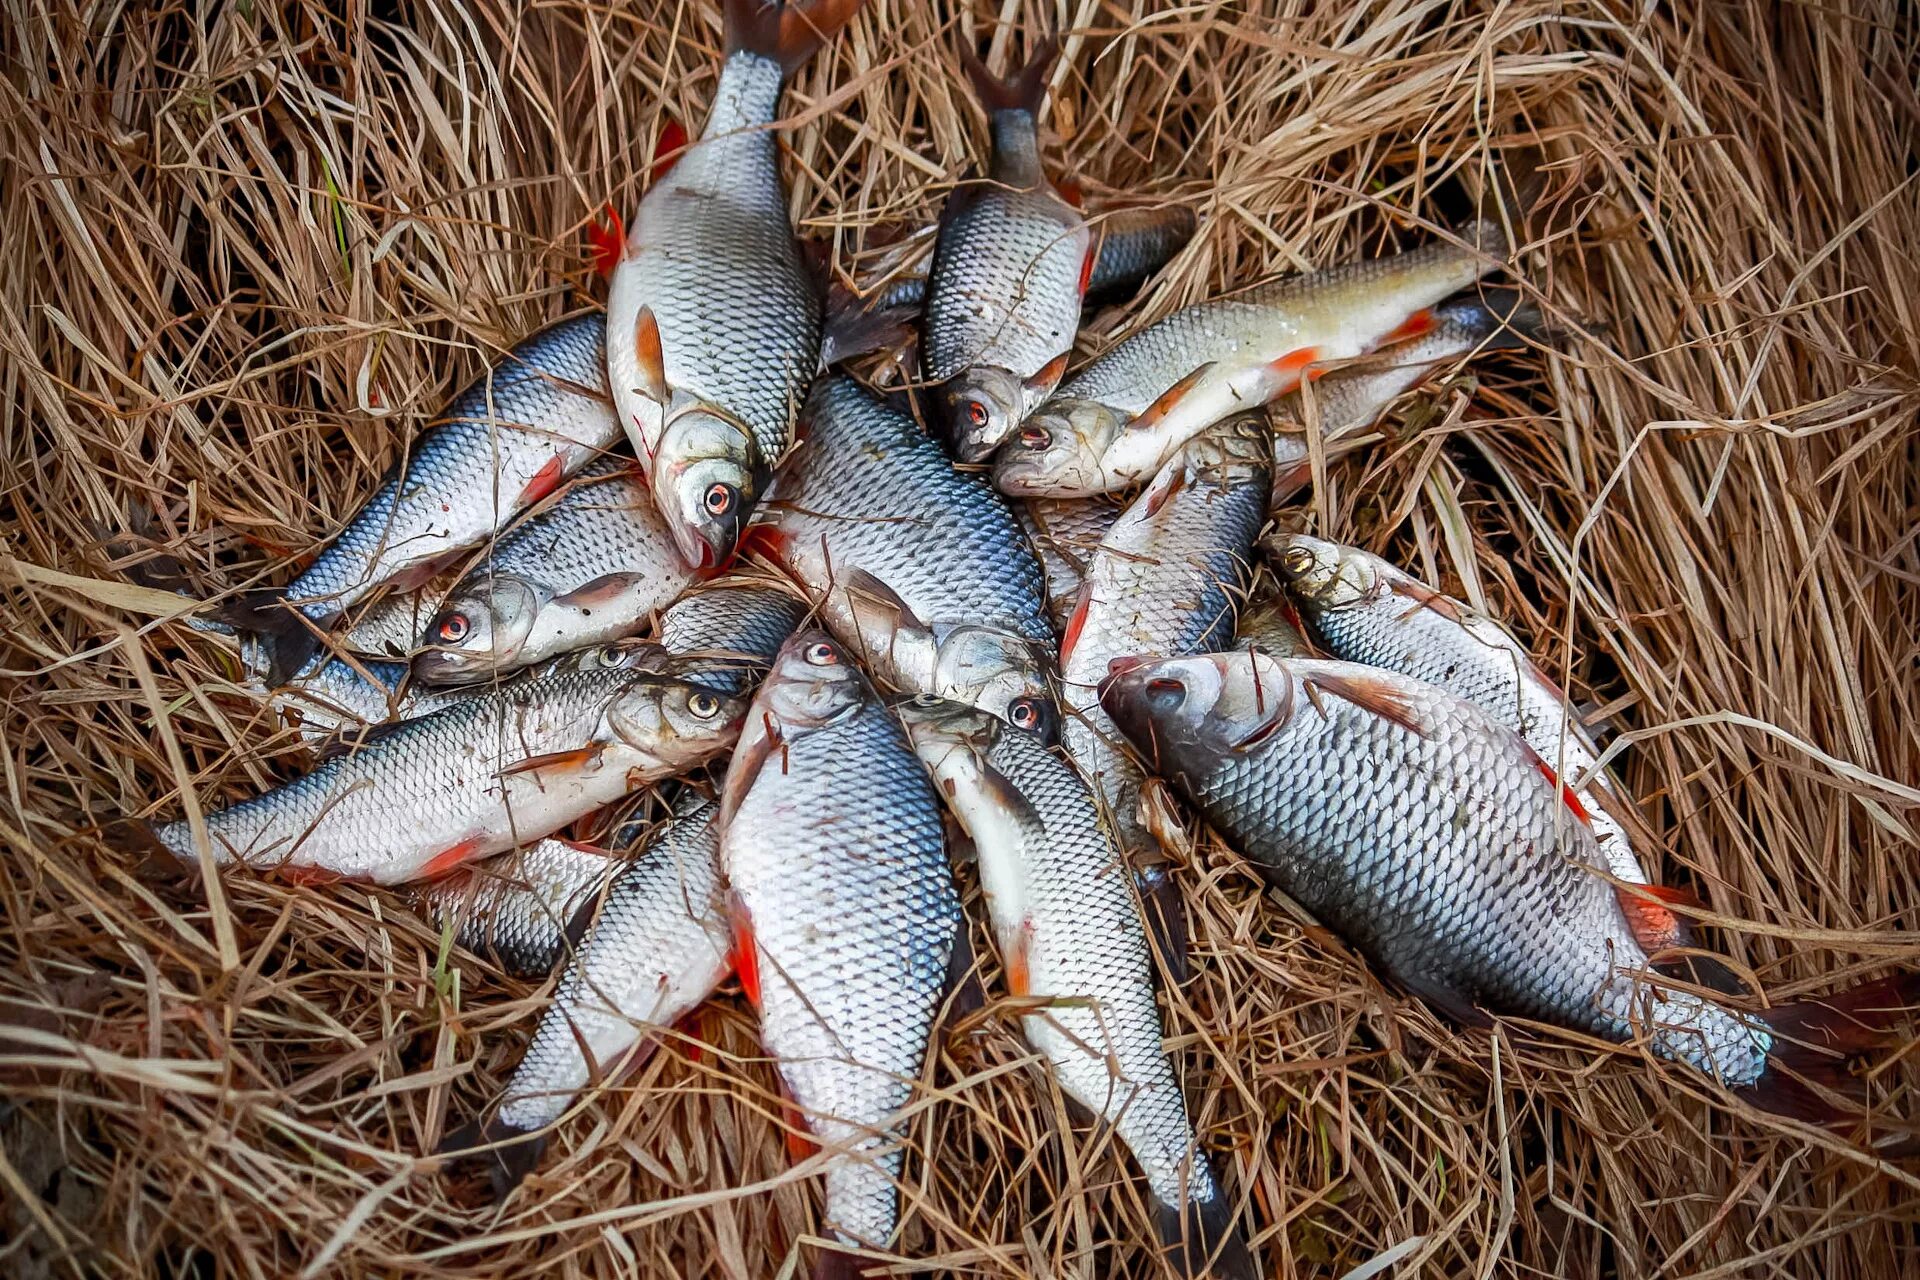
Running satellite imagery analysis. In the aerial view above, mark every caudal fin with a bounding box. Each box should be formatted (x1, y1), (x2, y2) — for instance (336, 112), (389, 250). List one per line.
(1434, 285), (1559, 353)
(812, 1243), (876, 1280)
(819, 281), (918, 367)
(725, 0), (866, 76)
(1085, 205), (1200, 306)
(213, 589), (325, 686)
(436, 1115), (548, 1201)
(1459, 149), (1548, 260)
(1153, 1185), (1256, 1280)
(958, 36), (1059, 116)
(1743, 972), (1920, 1122)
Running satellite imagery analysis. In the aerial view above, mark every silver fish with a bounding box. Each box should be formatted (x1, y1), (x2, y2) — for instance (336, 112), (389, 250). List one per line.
(414, 834), (627, 978)
(1058, 414), (1269, 852)
(720, 632), (960, 1268)
(437, 798), (729, 1195)
(896, 697), (1252, 1278)
(1230, 595), (1313, 660)
(151, 667), (744, 885)
(924, 39), (1091, 462)
(411, 459), (694, 684)
(1101, 650), (1920, 1118)
(761, 375), (1056, 738)
(605, 0), (863, 569)
(557, 579), (808, 696)
(1014, 495), (1122, 633)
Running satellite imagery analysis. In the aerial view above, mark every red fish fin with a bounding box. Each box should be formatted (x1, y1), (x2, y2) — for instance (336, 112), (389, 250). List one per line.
(1003, 919), (1035, 996)
(723, 0), (865, 76)
(1303, 668), (1429, 738)
(1382, 308), (1436, 344)
(728, 895), (763, 1008)
(1077, 239), (1097, 295)
(649, 118), (687, 184)
(419, 836), (488, 880)
(1520, 745), (1593, 825)
(587, 202), (624, 278)
(1615, 882), (1699, 955)
(1744, 973), (1920, 1121)
(496, 746), (603, 780)
(1127, 363), (1214, 433)
(1139, 460), (1187, 518)
(633, 306), (669, 404)
(1151, 1183), (1256, 1280)
(515, 454), (569, 508)
(552, 573), (644, 609)
(958, 36), (1058, 115)
(733, 521), (792, 566)
(1025, 350), (1070, 396)
(1053, 177), (1085, 209)
(1260, 345), (1326, 398)
(781, 1098), (819, 1162)
(1058, 586), (1093, 667)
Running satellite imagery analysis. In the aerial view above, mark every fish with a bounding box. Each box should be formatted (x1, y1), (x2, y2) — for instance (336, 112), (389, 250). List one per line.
(1082, 205), (1201, 307)
(410, 458), (695, 685)
(993, 183), (1533, 497)
(413, 832), (628, 979)
(605, 0), (864, 569)
(149, 666), (745, 885)
(720, 633), (961, 1274)
(757, 375), (1057, 738)
(1013, 495), (1122, 633)
(894, 697), (1253, 1278)
(1057, 414), (1269, 853)
(1230, 594), (1314, 660)
(236, 313), (618, 681)
(1099, 650), (1920, 1119)
(1266, 287), (1551, 503)
(922, 38), (1093, 463)
(556, 578), (809, 696)
(437, 798), (730, 1195)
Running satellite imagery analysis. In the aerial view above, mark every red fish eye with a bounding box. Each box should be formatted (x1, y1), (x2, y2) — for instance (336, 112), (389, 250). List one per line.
(1018, 426), (1051, 450)
(1009, 699), (1038, 728)
(703, 483), (735, 517)
(437, 613), (470, 643)
(965, 400), (989, 428)
(803, 640), (838, 666)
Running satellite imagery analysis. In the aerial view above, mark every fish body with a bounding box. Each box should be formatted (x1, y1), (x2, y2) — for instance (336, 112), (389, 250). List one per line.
(993, 218), (1513, 497)
(1231, 595), (1314, 660)
(151, 668), (744, 884)
(414, 834), (628, 978)
(1014, 496), (1122, 633)
(924, 40), (1092, 462)
(1058, 415), (1269, 851)
(761, 375), (1056, 737)
(606, 0), (863, 568)
(412, 459), (694, 684)
(544, 579), (808, 696)
(895, 698), (1250, 1277)
(721, 633), (960, 1264)
(1082, 206), (1200, 306)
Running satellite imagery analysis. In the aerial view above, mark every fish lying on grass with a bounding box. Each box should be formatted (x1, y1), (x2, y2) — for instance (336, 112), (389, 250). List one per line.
(556, 578), (808, 695)
(721, 633), (961, 1276)
(437, 798), (729, 1194)
(150, 666), (744, 885)
(414, 832), (630, 978)
(606, 0), (864, 569)
(896, 696), (1253, 1279)
(411, 458), (694, 685)
(1101, 650), (1919, 1118)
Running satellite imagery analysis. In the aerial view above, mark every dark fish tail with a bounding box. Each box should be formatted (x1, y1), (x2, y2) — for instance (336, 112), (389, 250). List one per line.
(725, 0), (866, 76)
(1435, 285), (1556, 352)
(1152, 1183), (1256, 1280)
(1459, 148), (1548, 260)
(958, 35), (1058, 115)
(1085, 205), (1200, 306)
(1742, 971), (1920, 1122)
(812, 1245), (872, 1280)
(211, 589), (326, 686)
(436, 1115), (548, 1201)
(820, 280), (918, 367)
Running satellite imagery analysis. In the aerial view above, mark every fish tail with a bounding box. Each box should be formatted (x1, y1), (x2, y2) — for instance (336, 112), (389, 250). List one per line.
(725, 0), (866, 76)
(1460, 148), (1548, 260)
(1086, 205), (1200, 304)
(212, 588), (325, 686)
(811, 1244), (875, 1280)
(1434, 285), (1559, 353)
(819, 280), (918, 367)
(1152, 1185), (1256, 1280)
(1742, 971), (1920, 1121)
(436, 1115), (548, 1201)
(958, 35), (1059, 116)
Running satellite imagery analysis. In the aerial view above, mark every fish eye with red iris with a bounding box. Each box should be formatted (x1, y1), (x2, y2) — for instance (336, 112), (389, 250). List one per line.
(703, 483), (736, 517)
(437, 613), (470, 643)
(1009, 699), (1040, 730)
(804, 641), (838, 666)
(966, 401), (989, 428)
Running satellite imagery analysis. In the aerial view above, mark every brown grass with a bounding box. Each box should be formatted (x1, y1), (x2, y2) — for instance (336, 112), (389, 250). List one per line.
(4, 1), (1919, 1276)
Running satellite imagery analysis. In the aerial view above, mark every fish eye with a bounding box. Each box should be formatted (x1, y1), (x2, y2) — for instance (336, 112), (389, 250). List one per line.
(965, 400), (989, 429)
(1007, 698), (1041, 730)
(596, 644), (630, 668)
(803, 640), (838, 666)
(436, 613), (470, 643)
(1017, 425), (1051, 450)
(703, 483), (736, 517)
(687, 691), (720, 719)
(1281, 546), (1316, 577)
(910, 693), (943, 707)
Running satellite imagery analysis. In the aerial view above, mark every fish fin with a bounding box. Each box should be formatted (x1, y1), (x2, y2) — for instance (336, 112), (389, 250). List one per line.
(649, 117), (687, 185)
(1438, 285), (1559, 353)
(1401, 972), (1496, 1030)
(723, 0), (865, 76)
(720, 714), (783, 825)
(1126, 363), (1215, 434)
(1003, 918), (1034, 997)
(1742, 972), (1920, 1121)
(840, 566), (928, 633)
(633, 306), (669, 404)
(516, 454), (570, 508)
(280, 864), (348, 888)
(551, 573), (646, 610)
(727, 894), (763, 1008)
(781, 1097), (819, 1162)
(1257, 345), (1326, 398)
(1135, 862), (1191, 988)
(1024, 351), (1070, 396)
(812, 1245), (871, 1280)
(310, 716), (413, 763)
(1139, 459), (1187, 518)
(215, 590), (324, 686)
(1615, 882), (1700, 956)
(1381, 308), (1436, 344)
(1151, 1183), (1256, 1280)
(1518, 744), (1593, 825)
(437, 1115), (547, 1202)
(1058, 584), (1093, 668)
(958, 35), (1058, 116)
(733, 520), (793, 567)
(495, 746), (604, 780)
(1302, 668), (1429, 738)
(1387, 577), (1466, 622)
(819, 285), (917, 367)
(587, 201), (624, 278)
(418, 836), (489, 881)
(1084, 205), (1199, 303)
(940, 917), (987, 1023)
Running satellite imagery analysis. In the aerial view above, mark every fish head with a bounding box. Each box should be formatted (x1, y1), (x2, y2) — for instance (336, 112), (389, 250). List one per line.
(410, 577), (543, 684)
(895, 692), (1001, 762)
(1098, 650), (1297, 781)
(991, 398), (1127, 496)
(1268, 533), (1383, 614)
(603, 672), (749, 770)
(653, 409), (766, 570)
(755, 630), (871, 731)
(540, 638), (672, 678)
(930, 625), (1058, 743)
(938, 366), (1025, 463)
(1184, 410), (1274, 486)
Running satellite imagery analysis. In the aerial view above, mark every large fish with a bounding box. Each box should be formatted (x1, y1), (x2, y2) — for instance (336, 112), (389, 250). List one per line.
(606, 0), (863, 569)
(437, 798), (729, 1195)
(1013, 495), (1122, 633)
(239, 313), (617, 680)
(1101, 651), (1919, 1117)
(411, 458), (694, 685)
(923, 39), (1092, 463)
(414, 832), (628, 979)
(895, 697), (1252, 1278)
(721, 633), (961, 1275)
(994, 190), (1531, 497)
(150, 666), (744, 885)
(1058, 414), (1269, 852)
(759, 375), (1057, 738)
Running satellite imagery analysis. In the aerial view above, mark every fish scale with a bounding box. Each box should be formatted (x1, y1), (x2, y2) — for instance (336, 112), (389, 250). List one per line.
(1015, 496), (1121, 632)
(414, 835), (628, 978)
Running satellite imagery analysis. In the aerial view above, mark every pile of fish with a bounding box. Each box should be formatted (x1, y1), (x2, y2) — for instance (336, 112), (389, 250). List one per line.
(142, 4), (1915, 1277)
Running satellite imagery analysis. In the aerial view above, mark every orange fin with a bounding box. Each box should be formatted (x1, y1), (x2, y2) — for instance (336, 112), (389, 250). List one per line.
(1139, 459), (1187, 518)
(728, 895), (763, 1008)
(633, 306), (669, 404)
(518, 454), (569, 508)
(496, 746), (603, 780)
(1059, 586), (1093, 668)
(1004, 919), (1035, 996)
(1025, 351), (1069, 395)
(419, 836), (488, 880)
(1054, 177), (1085, 209)
(780, 1098), (818, 1162)
(1522, 746), (1592, 825)
(587, 202), (624, 278)
(733, 521), (792, 566)
(1616, 882), (1699, 955)
(1304, 668), (1428, 738)
(1261, 345), (1325, 397)
(1382, 308), (1436, 344)
(649, 118), (687, 185)
(1077, 240), (1097, 295)
(1127, 363), (1214, 434)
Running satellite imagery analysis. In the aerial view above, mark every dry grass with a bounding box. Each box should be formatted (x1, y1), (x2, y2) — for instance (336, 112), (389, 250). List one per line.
(4, 0), (1919, 1276)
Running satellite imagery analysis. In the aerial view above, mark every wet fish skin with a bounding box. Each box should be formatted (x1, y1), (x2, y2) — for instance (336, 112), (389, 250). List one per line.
(721, 632), (960, 1259)
(1231, 595), (1314, 660)
(1082, 206), (1200, 307)
(553, 579), (807, 696)
(895, 697), (1251, 1276)
(411, 459), (694, 685)
(151, 667), (745, 885)
(762, 375), (1057, 738)
(414, 834), (629, 978)
(1058, 414), (1269, 853)
(1014, 496), (1122, 634)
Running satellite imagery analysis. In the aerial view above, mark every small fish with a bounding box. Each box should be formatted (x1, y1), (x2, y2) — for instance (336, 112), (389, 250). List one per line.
(411, 459), (694, 685)
(414, 833), (628, 978)
(557, 578), (808, 696)
(923, 38), (1092, 463)
(606, 0), (864, 569)
(150, 667), (744, 885)
(994, 182), (1534, 497)
(895, 697), (1253, 1279)
(1013, 495), (1122, 633)
(721, 633), (961, 1273)
(238, 313), (618, 680)
(437, 798), (729, 1195)
(759, 375), (1057, 738)
(1100, 651), (1920, 1119)
(1267, 287), (1551, 502)
(1058, 414), (1269, 852)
